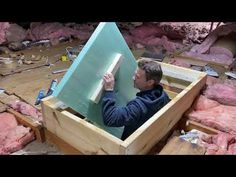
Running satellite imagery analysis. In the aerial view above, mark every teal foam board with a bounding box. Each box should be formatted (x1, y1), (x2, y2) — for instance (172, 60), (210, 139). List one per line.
(53, 22), (138, 138)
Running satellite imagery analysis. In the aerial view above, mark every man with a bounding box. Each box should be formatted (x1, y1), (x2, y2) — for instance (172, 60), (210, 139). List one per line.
(102, 58), (170, 140)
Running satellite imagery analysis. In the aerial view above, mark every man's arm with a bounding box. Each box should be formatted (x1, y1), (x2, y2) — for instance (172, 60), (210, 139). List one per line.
(102, 73), (146, 126)
(102, 92), (146, 127)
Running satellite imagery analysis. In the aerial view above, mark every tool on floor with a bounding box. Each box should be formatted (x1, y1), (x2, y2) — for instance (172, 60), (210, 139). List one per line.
(204, 65), (219, 77)
(65, 46), (80, 61)
(35, 79), (58, 105)
(35, 90), (45, 105)
(61, 55), (69, 62)
(52, 69), (68, 74)
(225, 71), (236, 79)
(46, 79), (58, 96)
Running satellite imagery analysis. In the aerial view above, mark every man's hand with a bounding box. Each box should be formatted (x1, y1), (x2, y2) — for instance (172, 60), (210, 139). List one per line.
(103, 73), (115, 91)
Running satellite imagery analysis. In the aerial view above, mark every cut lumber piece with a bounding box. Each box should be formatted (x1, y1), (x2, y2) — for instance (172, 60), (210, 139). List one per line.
(90, 53), (123, 104)
(185, 120), (220, 135)
(159, 136), (205, 155)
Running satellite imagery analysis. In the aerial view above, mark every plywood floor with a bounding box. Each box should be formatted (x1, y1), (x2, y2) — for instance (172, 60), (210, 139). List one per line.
(0, 39), (83, 108)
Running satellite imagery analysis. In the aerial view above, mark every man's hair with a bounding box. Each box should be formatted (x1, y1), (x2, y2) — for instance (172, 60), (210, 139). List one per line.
(137, 58), (163, 86)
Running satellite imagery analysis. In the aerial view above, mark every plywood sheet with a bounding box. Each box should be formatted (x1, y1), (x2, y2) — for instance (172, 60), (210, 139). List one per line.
(53, 22), (138, 138)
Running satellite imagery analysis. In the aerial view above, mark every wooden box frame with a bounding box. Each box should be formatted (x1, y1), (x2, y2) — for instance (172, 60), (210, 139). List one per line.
(41, 60), (207, 154)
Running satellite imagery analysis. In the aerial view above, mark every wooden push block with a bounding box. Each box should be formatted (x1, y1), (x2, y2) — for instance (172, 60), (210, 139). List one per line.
(90, 53), (123, 104)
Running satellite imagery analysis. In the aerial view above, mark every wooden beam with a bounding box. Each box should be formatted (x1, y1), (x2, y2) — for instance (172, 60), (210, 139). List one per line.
(185, 120), (220, 135)
(159, 136), (205, 155)
(44, 129), (82, 155)
(141, 57), (206, 82)
(41, 97), (125, 154)
(90, 53), (123, 104)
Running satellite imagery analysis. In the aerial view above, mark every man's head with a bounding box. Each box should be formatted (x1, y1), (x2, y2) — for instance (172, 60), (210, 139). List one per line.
(133, 58), (163, 91)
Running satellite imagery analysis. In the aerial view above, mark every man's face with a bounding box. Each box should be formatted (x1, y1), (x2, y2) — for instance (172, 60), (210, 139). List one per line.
(133, 68), (151, 91)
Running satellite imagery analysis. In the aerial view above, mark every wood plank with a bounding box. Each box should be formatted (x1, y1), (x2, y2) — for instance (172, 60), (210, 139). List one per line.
(163, 55), (207, 67)
(164, 55), (232, 79)
(41, 97), (125, 154)
(122, 73), (207, 154)
(141, 58), (206, 82)
(159, 136), (205, 155)
(161, 75), (190, 90)
(7, 108), (45, 142)
(90, 53), (123, 103)
(0, 93), (20, 105)
(178, 54), (233, 69)
(185, 120), (220, 135)
(53, 22), (139, 138)
(44, 129), (82, 155)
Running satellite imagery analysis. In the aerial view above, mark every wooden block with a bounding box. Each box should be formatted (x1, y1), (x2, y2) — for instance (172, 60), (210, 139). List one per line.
(159, 136), (205, 155)
(90, 53), (123, 104)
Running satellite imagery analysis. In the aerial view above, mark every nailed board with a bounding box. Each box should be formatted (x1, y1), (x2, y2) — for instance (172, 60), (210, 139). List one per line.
(53, 22), (138, 138)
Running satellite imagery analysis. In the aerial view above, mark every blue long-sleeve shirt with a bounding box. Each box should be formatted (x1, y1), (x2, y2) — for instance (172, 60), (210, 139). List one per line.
(102, 85), (170, 140)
